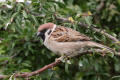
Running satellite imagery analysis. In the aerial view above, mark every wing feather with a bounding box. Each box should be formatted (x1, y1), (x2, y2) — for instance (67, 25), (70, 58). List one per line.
(49, 26), (92, 42)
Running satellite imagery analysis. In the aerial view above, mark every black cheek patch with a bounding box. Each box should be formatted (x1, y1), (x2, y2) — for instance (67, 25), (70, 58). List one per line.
(41, 34), (45, 42)
(40, 29), (51, 42)
(48, 30), (52, 35)
(40, 29), (47, 42)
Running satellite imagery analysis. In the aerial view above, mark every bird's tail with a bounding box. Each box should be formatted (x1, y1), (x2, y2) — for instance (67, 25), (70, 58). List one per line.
(86, 41), (115, 53)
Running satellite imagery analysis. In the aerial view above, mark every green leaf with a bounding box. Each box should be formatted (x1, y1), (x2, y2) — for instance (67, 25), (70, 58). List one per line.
(31, 15), (38, 25)
(108, 53), (114, 58)
(65, 63), (69, 74)
(84, 16), (92, 26)
(23, 10), (28, 18)
(20, 69), (31, 72)
(0, 57), (10, 62)
(112, 75), (120, 79)
(117, 0), (120, 5)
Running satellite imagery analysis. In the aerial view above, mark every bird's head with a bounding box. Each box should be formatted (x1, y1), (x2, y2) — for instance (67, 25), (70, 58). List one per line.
(37, 22), (55, 41)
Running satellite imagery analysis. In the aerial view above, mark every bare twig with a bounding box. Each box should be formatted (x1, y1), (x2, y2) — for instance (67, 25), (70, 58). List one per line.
(91, 26), (119, 42)
(0, 49), (108, 79)
(0, 75), (7, 79)
(0, 60), (61, 79)
(78, 22), (120, 43)
(0, 48), (120, 79)
(15, 60), (61, 78)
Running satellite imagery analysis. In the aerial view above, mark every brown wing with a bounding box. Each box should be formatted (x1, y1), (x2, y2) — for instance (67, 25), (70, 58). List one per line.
(49, 26), (92, 42)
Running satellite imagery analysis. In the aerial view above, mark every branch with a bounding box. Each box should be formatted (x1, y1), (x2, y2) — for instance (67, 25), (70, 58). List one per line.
(91, 26), (119, 43)
(0, 60), (61, 79)
(0, 49), (120, 79)
(15, 60), (61, 78)
(0, 75), (6, 79)
(0, 49), (109, 79)
(54, 14), (120, 45)
(78, 22), (120, 43)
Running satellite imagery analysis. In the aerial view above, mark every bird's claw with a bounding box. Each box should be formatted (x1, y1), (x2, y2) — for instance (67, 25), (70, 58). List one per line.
(55, 56), (65, 62)
(55, 56), (71, 64)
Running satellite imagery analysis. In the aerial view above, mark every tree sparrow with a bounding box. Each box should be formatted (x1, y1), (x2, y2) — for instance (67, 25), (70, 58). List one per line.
(37, 23), (114, 58)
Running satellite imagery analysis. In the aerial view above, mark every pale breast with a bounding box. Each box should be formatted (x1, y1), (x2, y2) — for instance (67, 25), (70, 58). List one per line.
(44, 38), (88, 57)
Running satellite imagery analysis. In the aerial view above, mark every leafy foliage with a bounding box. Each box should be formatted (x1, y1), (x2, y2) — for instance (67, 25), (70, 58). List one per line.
(0, 0), (120, 80)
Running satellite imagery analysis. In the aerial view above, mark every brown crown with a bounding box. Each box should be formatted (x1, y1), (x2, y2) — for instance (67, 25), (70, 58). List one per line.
(38, 23), (54, 32)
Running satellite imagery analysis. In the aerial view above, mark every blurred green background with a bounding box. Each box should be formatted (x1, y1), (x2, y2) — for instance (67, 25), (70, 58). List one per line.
(0, 0), (120, 80)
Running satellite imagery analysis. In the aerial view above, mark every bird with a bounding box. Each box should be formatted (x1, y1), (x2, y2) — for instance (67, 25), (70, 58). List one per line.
(37, 22), (114, 59)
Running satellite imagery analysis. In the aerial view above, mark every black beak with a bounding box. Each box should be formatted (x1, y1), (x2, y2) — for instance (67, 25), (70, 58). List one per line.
(36, 32), (45, 41)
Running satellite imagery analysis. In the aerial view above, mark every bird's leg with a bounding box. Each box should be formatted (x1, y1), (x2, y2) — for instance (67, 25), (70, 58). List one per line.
(55, 56), (65, 62)
(55, 54), (71, 64)
(55, 54), (66, 62)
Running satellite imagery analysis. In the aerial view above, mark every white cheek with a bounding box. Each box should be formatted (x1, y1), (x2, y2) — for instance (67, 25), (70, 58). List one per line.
(44, 29), (52, 40)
